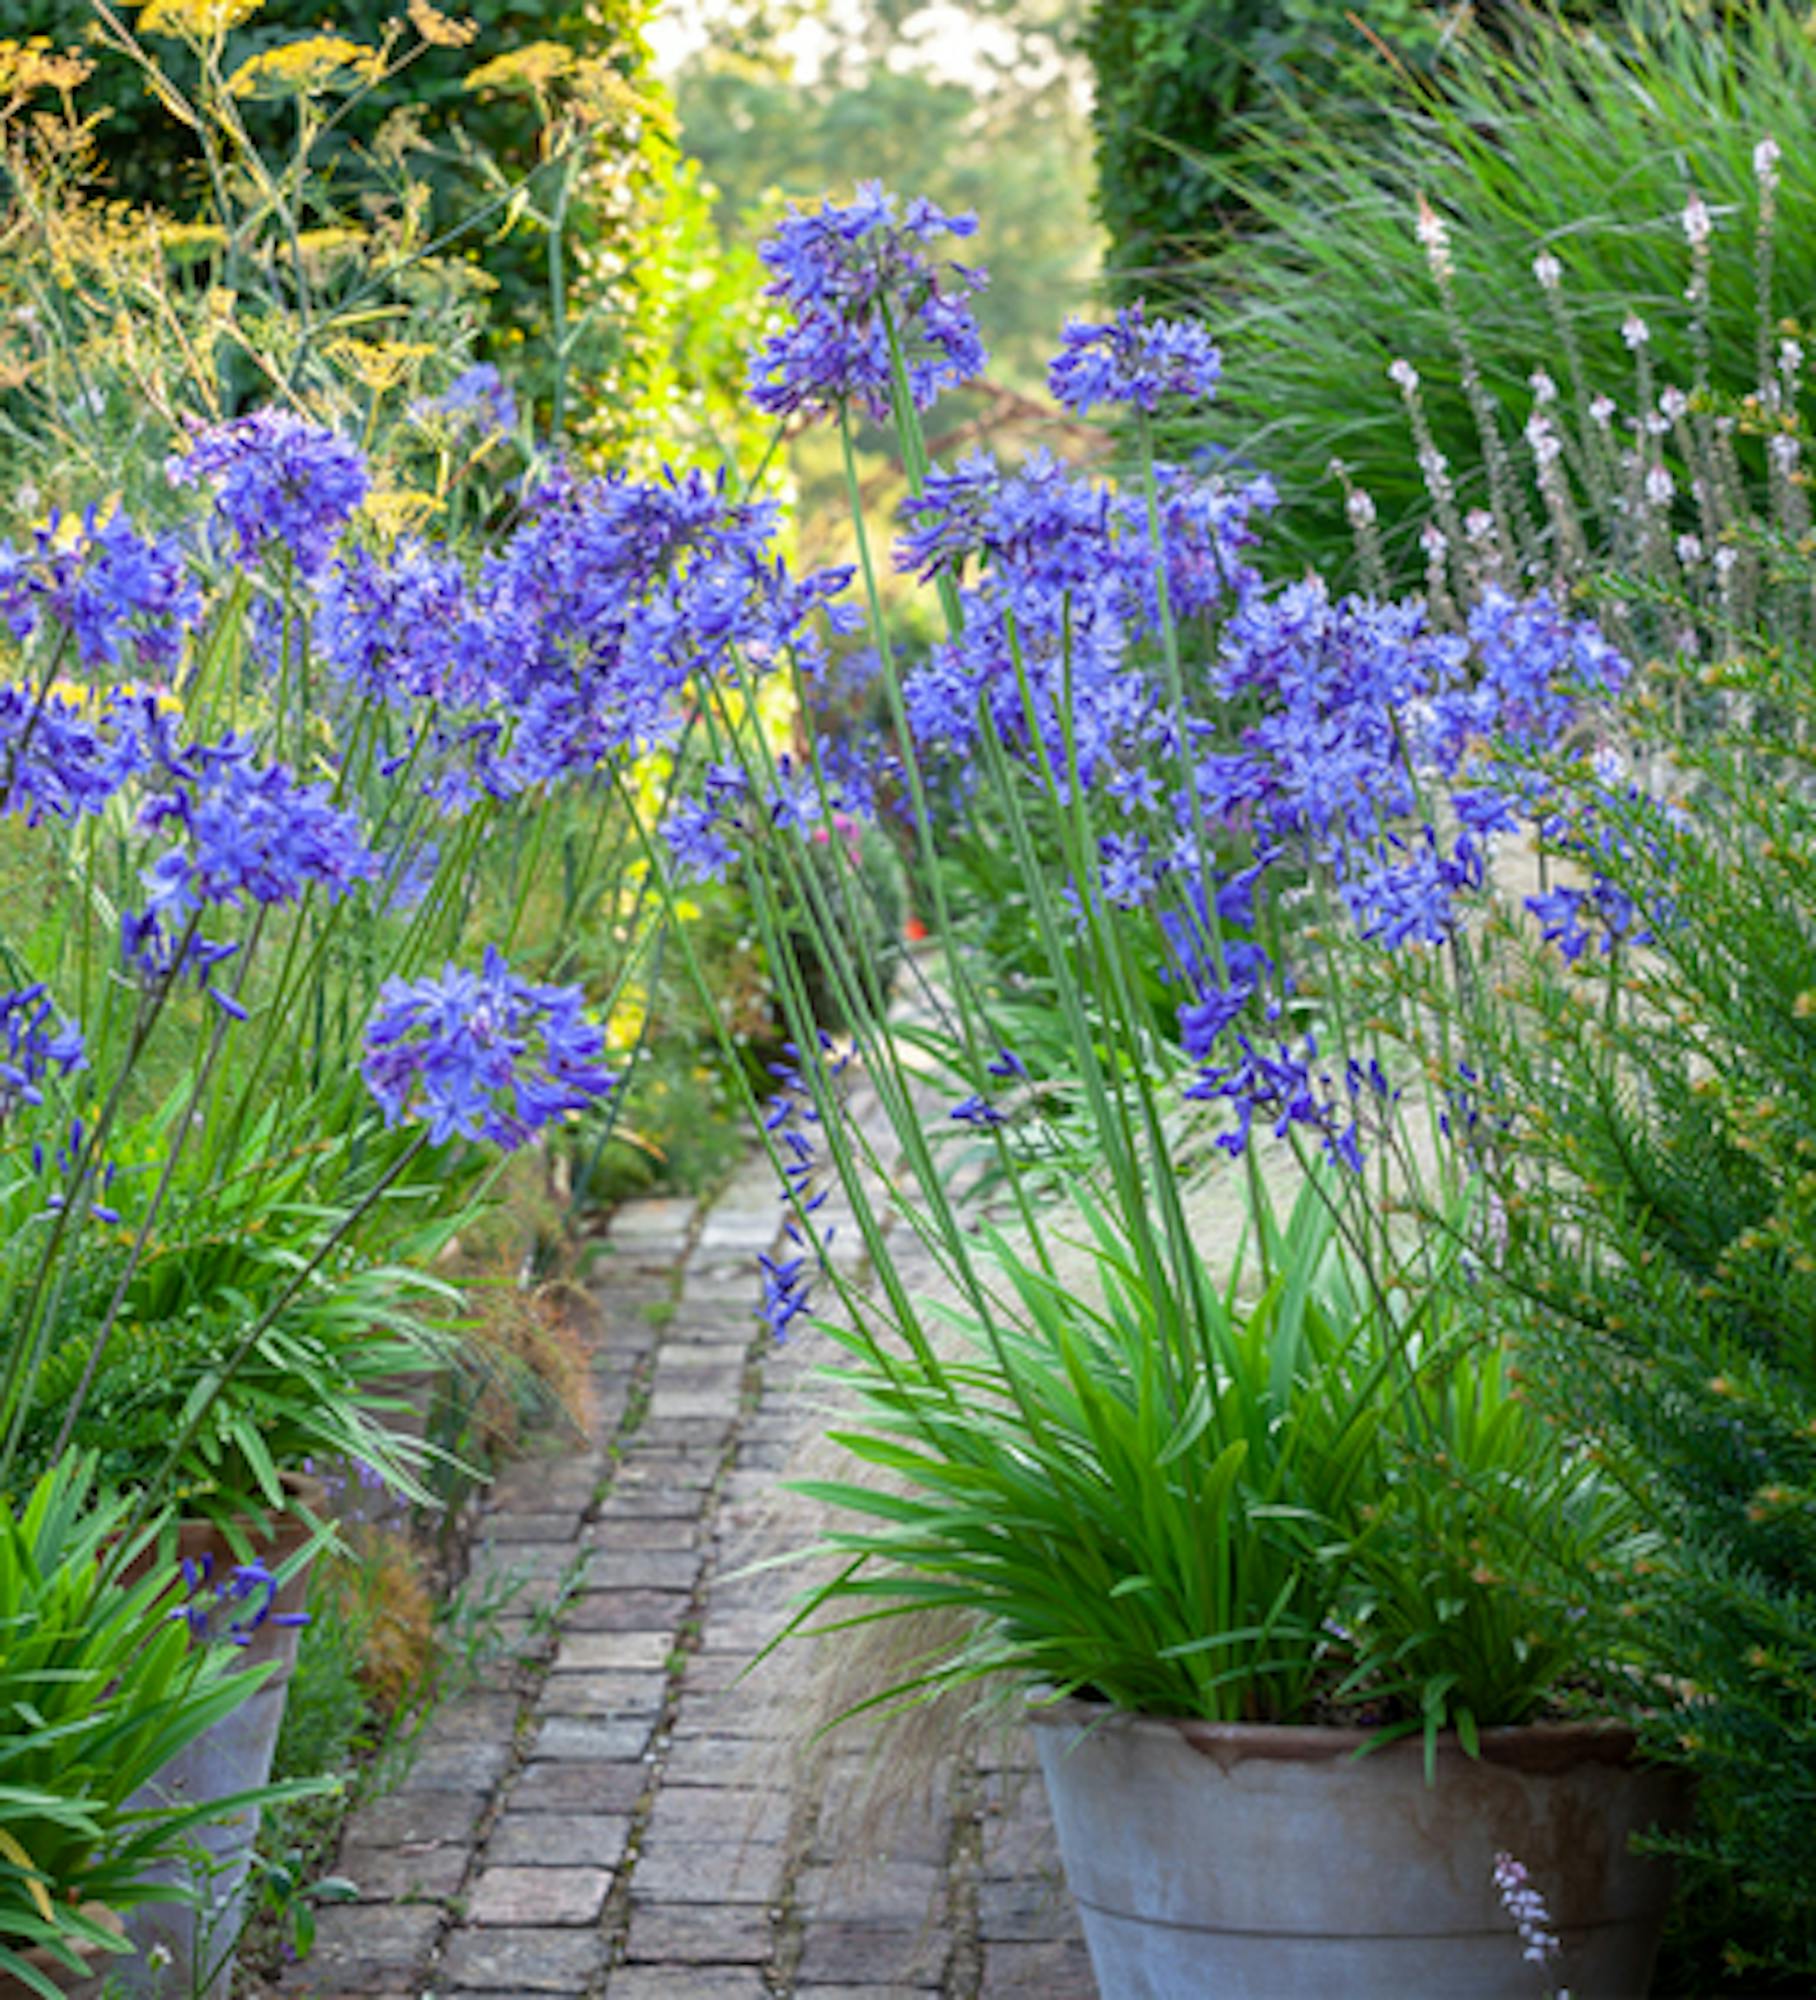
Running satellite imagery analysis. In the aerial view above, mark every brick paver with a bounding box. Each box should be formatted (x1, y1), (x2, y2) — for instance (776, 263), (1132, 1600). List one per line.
(272, 1095), (1093, 1997)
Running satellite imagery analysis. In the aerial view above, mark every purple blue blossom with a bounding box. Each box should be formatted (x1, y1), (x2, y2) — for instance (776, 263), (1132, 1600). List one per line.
(173, 1552), (311, 1647)
(362, 947), (618, 1149)
(757, 1038), (849, 1342)
(168, 410), (370, 576)
(0, 986), (84, 1120)
(749, 183), (988, 422)
(0, 512), (200, 670)
(138, 737), (376, 913)
(423, 363), (517, 439)
(35, 1115), (122, 1225)
(0, 684), (146, 825)
(1048, 303), (1224, 416)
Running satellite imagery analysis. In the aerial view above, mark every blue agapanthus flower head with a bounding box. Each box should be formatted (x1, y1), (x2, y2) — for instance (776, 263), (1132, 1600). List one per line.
(0, 510), (203, 671)
(0, 683), (146, 826)
(423, 363), (517, 440)
(168, 409), (370, 576)
(749, 182), (988, 422)
(1049, 303), (1223, 417)
(0, 985), (84, 1121)
(137, 736), (377, 916)
(361, 947), (618, 1150)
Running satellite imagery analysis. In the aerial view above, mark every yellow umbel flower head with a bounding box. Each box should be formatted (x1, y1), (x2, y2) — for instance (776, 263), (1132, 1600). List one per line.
(0, 38), (93, 96)
(466, 42), (574, 95)
(140, 0), (262, 40)
(407, 0), (478, 48)
(228, 35), (382, 98)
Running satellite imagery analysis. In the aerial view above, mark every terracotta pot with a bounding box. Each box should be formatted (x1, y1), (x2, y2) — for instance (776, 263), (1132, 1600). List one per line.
(118, 1474), (325, 2000)
(1029, 1698), (1688, 2000)
(0, 1906), (125, 2000)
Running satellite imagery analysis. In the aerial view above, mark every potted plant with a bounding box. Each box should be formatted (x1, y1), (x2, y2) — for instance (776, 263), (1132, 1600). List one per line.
(0, 1456), (321, 2000)
(0, 414), (638, 1991)
(613, 189), (1694, 1995)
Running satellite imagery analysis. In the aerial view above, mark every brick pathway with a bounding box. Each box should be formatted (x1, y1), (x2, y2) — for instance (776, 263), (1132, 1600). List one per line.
(277, 1111), (1096, 1997)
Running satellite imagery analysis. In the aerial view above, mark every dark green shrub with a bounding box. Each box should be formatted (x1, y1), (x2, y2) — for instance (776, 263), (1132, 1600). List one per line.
(1081, 0), (1445, 274)
(1081, 0), (1636, 278)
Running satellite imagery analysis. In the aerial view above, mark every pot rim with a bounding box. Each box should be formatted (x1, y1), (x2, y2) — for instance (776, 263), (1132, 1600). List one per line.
(1026, 1693), (1642, 1769)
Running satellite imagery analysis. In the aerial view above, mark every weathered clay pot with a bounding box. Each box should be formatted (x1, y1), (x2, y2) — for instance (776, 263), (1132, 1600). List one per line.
(0, 1906), (125, 1999)
(119, 1475), (324, 2000)
(1030, 1698), (1687, 2000)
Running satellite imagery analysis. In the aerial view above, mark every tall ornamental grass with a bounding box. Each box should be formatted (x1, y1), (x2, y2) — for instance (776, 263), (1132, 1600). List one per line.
(1188, 1), (1816, 577)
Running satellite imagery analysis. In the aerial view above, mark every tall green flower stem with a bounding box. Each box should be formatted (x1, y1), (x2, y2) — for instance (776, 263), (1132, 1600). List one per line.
(47, 908), (270, 1462)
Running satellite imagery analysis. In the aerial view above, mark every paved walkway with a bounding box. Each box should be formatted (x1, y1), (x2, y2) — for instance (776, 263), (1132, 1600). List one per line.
(276, 1107), (1095, 1997)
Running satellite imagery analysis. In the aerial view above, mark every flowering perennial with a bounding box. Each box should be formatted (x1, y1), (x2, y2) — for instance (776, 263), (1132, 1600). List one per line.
(168, 409), (370, 575)
(748, 182), (987, 421)
(1048, 301), (1224, 415)
(0, 987), (84, 1121)
(362, 948), (617, 1149)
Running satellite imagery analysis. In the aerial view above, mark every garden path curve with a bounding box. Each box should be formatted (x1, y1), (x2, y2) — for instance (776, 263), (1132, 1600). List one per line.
(270, 1070), (1098, 2000)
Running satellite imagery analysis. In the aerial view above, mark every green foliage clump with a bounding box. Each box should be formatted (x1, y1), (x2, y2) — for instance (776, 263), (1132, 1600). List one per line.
(795, 1175), (1631, 1745)
(0, 1458), (320, 1983)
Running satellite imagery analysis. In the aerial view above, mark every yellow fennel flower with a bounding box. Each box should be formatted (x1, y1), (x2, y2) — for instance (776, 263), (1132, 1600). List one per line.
(466, 42), (574, 95)
(228, 35), (382, 98)
(140, 0), (262, 40)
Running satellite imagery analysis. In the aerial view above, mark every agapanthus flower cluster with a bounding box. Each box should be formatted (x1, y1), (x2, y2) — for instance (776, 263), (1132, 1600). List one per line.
(140, 736), (376, 912)
(316, 541), (503, 709)
(362, 947), (617, 1150)
(122, 737), (375, 1012)
(314, 465), (855, 806)
(748, 182), (988, 422)
(421, 362), (517, 440)
(0, 985), (85, 1121)
(757, 1037), (847, 1341)
(1189, 1029), (1398, 1172)
(0, 511), (199, 670)
(172, 1552), (311, 1647)
(168, 409), (370, 576)
(0, 682), (155, 825)
(895, 446), (1273, 788)
(1048, 302), (1224, 416)
(1166, 863), (1275, 1060)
